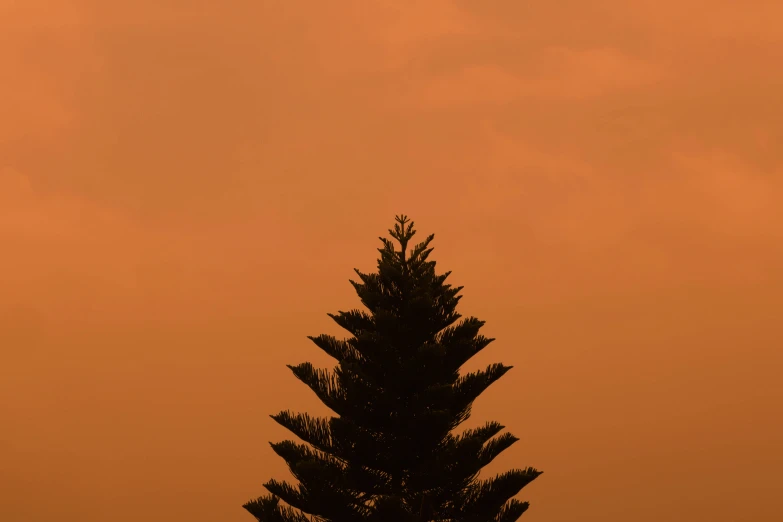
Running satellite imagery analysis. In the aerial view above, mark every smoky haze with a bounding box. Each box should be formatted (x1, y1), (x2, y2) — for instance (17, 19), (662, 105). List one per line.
(1, 1), (782, 521)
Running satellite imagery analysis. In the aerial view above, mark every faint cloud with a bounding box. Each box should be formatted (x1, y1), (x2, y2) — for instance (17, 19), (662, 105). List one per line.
(0, 167), (148, 321)
(0, 164), (177, 246)
(614, 0), (783, 46)
(538, 47), (664, 98)
(0, 0), (87, 29)
(363, 0), (483, 67)
(665, 145), (783, 239)
(0, 1), (101, 147)
(0, 167), (298, 327)
(0, 167), (35, 204)
(426, 122), (640, 248)
(401, 64), (528, 107)
(396, 47), (664, 108)
(703, 2), (783, 44)
(300, 0), (487, 76)
(0, 53), (76, 143)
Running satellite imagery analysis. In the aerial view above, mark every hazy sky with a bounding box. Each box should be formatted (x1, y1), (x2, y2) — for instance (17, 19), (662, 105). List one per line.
(2, 1), (782, 521)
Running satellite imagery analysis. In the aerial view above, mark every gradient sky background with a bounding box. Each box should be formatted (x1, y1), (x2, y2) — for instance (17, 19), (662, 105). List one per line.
(2, 1), (782, 521)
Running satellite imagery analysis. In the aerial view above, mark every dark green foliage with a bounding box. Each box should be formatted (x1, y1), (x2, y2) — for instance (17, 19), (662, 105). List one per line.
(244, 215), (541, 522)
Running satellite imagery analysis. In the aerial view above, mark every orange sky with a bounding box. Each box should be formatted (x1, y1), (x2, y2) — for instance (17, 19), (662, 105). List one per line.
(2, 1), (782, 521)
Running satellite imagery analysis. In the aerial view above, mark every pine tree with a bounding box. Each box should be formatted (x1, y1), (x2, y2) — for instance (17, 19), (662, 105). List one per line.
(243, 215), (542, 522)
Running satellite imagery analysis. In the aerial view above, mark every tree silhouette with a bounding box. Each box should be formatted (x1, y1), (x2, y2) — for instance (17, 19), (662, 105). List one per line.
(243, 215), (541, 522)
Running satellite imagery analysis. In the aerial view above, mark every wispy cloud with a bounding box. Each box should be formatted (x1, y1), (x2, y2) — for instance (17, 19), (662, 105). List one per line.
(393, 47), (664, 108)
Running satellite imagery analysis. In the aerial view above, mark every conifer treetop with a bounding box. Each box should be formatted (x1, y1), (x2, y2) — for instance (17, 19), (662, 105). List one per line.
(242, 215), (542, 522)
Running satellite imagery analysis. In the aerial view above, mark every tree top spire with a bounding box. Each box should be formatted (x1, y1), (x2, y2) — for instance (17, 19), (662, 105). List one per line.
(390, 214), (416, 262)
